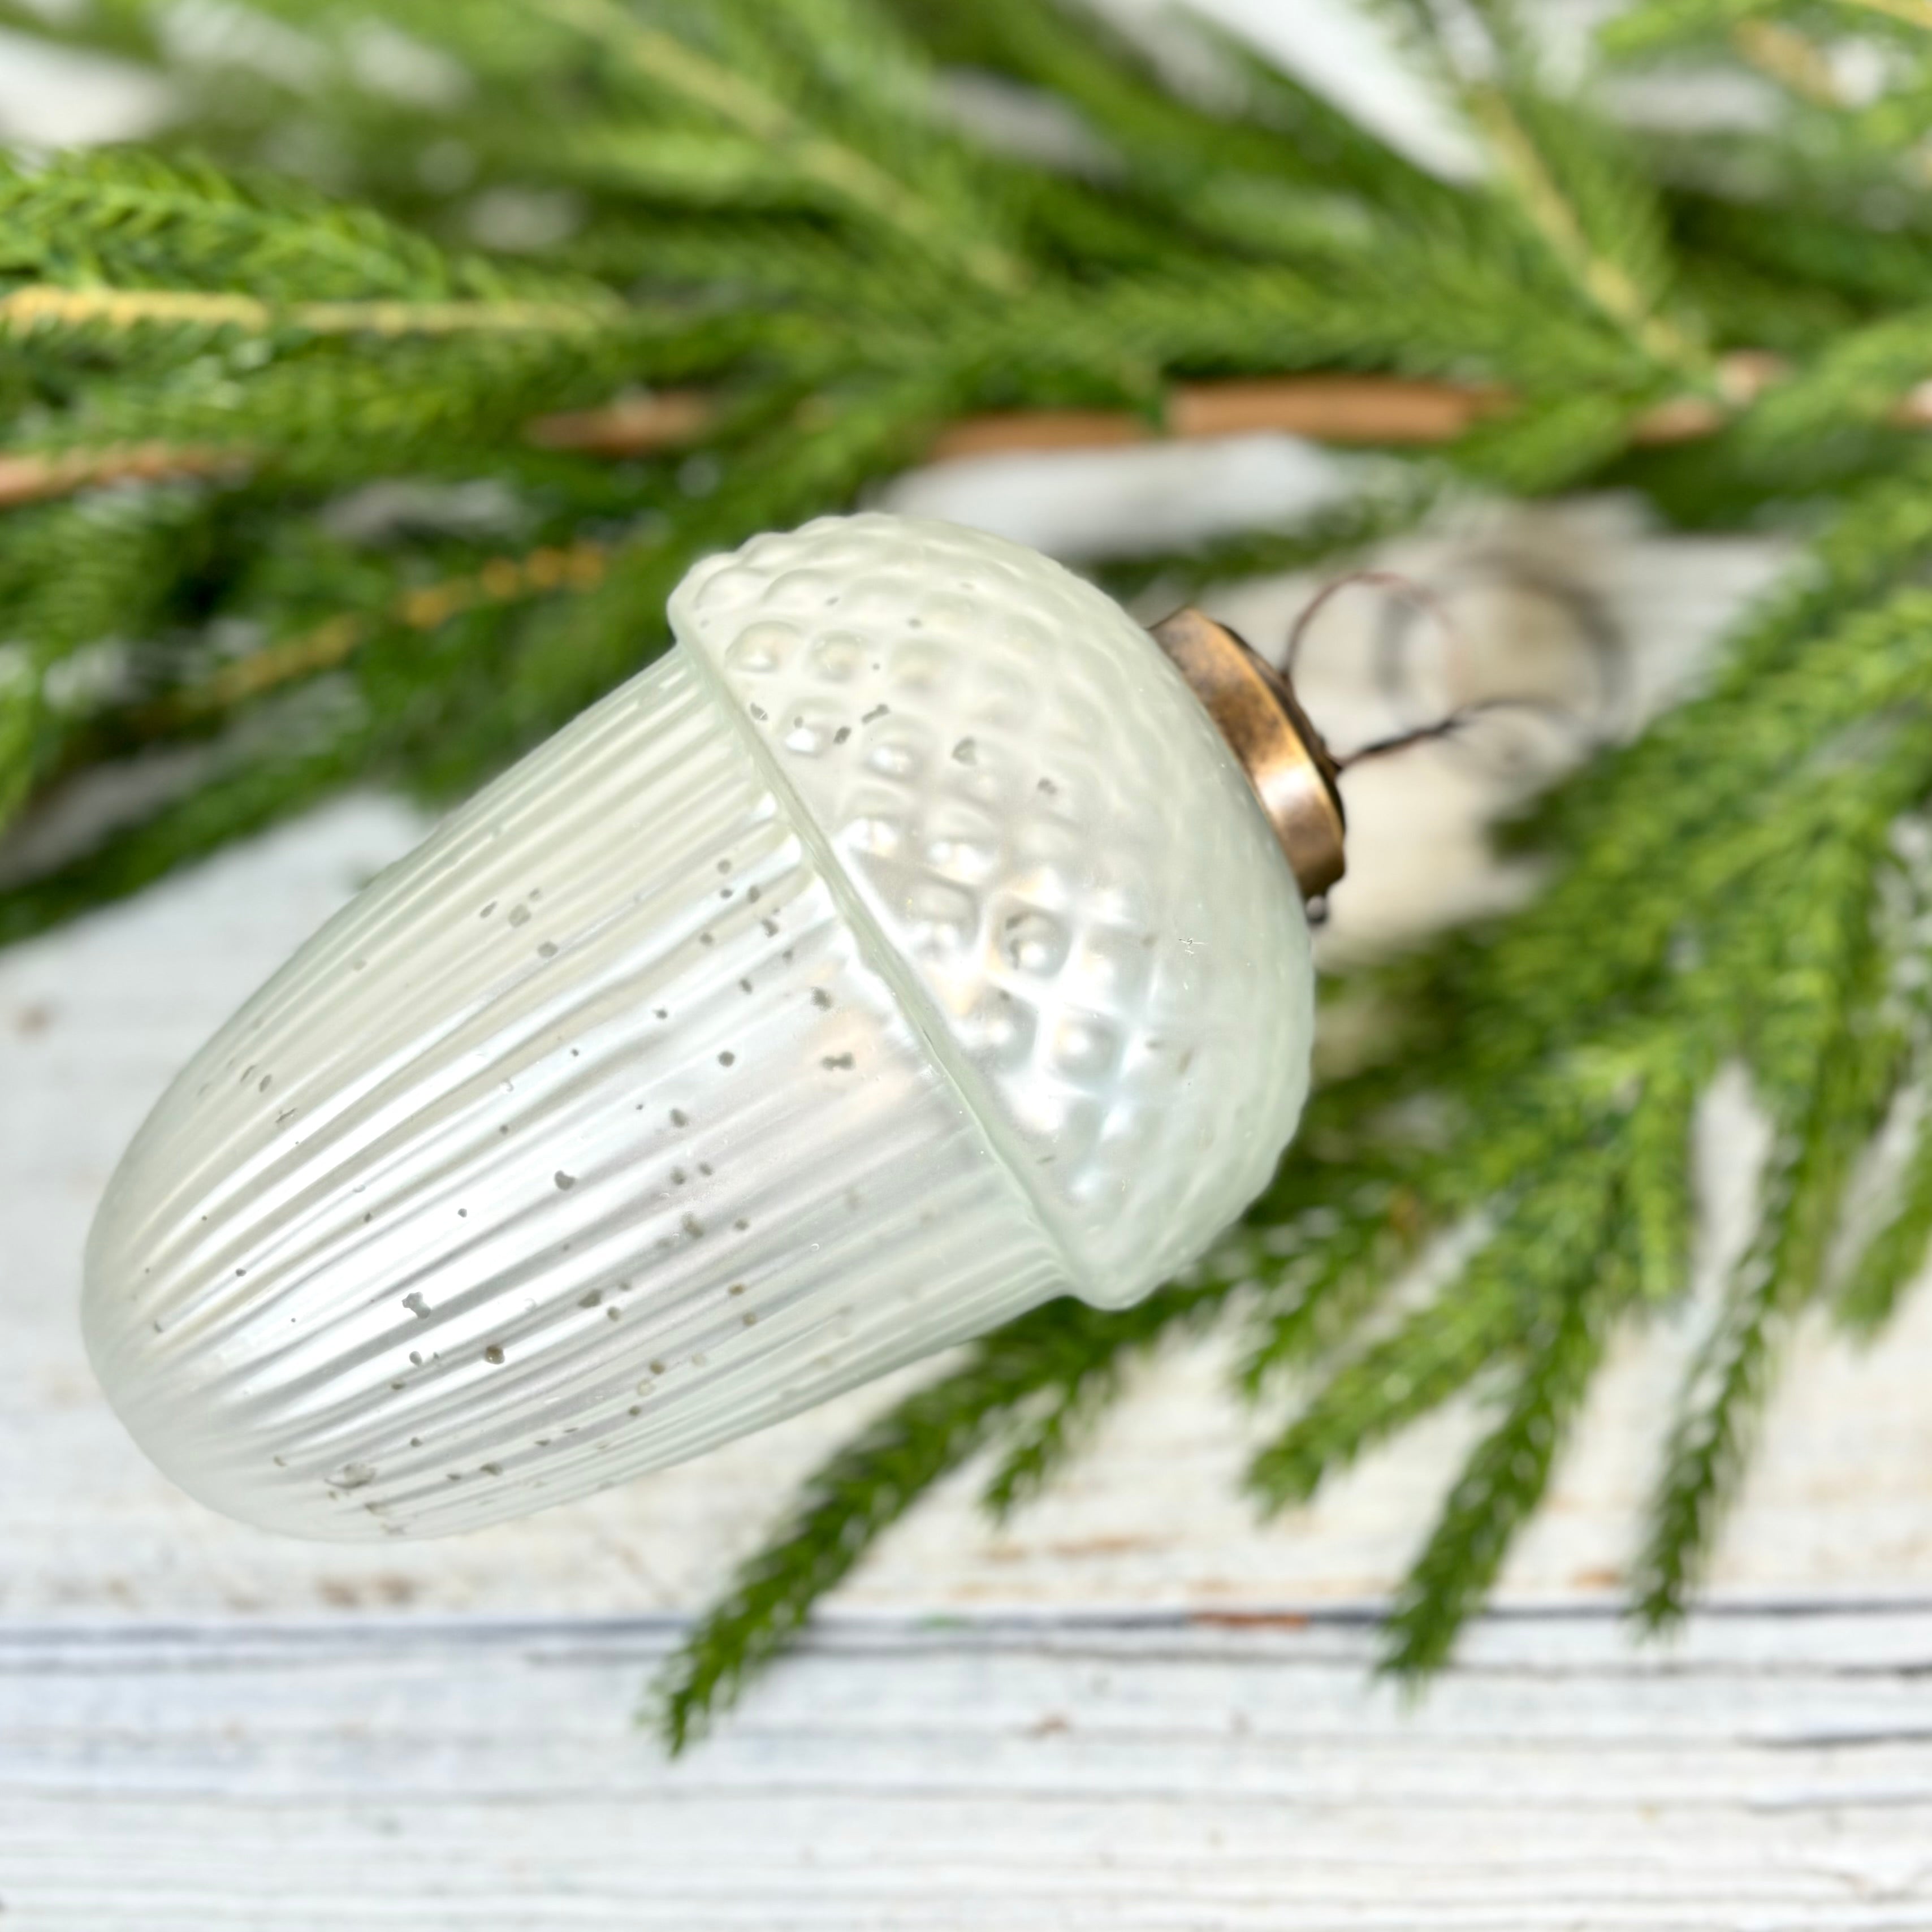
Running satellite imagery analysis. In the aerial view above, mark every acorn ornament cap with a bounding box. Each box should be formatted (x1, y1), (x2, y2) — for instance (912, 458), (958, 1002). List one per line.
(84, 513), (1328, 1540)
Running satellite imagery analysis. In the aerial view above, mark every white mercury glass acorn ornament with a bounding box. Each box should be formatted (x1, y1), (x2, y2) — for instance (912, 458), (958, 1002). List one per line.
(84, 513), (1345, 1539)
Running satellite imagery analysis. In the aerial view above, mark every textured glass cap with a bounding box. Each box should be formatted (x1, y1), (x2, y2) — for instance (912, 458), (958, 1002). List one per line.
(84, 513), (1313, 1541)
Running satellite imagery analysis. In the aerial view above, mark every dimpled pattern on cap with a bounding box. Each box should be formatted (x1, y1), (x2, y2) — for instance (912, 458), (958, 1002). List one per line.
(672, 512), (1312, 1305)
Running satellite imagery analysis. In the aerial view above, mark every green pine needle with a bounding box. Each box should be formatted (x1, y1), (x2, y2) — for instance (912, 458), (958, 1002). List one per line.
(1381, 1237), (1619, 1678)
(1840, 1117), (1932, 1333)
(649, 1280), (1229, 1751)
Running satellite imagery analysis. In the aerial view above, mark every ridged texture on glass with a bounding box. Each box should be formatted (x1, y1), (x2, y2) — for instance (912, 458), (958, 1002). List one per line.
(673, 513), (1312, 1303)
(85, 513), (1315, 1542)
(84, 648), (1066, 1540)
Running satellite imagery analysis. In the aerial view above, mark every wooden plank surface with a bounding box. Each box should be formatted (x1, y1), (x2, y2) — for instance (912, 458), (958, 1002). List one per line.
(7, 1609), (1932, 1929)
(6, 497), (1932, 1924)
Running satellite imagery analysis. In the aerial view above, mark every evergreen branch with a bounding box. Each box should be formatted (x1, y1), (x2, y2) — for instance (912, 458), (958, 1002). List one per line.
(1381, 1230), (1620, 1678)
(887, 0), (1419, 208)
(1737, 306), (1932, 453)
(1386, 2), (1704, 378)
(1731, 20), (1845, 108)
(1466, 84), (1701, 375)
(535, 374), (1512, 463)
(0, 147), (576, 303)
(650, 1282), (1226, 1752)
(1475, 578), (1932, 1056)
(0, 357), (1829, 515)
(1666, 186), (1932, 322)
(1448, 380), (1670, 493)
(0, 704), (377, 950)
(8, 332), (682, 482)
(1, 371), (946, 931)
(546, 0), (1027, 291)
(1839, 1107), (1932, 1332)
(147, 541), (612, 725)
(1244, 1258), (1518, 1512)
(1632, 1151), (1814, 1630)
(1247, 1150), (1617, 1513)
(0, 284), (621, 340)
(478, 374), (956, 768)
(1234, 1179), (1419, 1393)
(977, 1378), (1107, 1521)
(1092, 482), (1440, 606)
(0, 544), (632, 945)
(0, 378), (1488, 514)
(1632, 753), (1918, 1626)
(1602, 2), (1913, 57)
(1626, 1054), (1701, 1306)
(1836, 822), (1932, 1330)
(0, 484), (224, 828)
(1840, 0), (1932, 30)
(0, 444), (243, 511)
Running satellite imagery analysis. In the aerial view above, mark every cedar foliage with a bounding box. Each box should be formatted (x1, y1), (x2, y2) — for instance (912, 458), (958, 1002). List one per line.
(6, 0), (1932, 1748)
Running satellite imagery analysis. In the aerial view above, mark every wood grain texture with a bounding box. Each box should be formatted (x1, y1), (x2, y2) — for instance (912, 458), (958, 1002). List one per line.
(5, 1610), (1932, 1928)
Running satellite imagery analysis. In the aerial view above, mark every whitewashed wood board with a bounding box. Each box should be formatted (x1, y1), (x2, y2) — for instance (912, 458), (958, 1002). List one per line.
(5, 1610), (1932, 1928)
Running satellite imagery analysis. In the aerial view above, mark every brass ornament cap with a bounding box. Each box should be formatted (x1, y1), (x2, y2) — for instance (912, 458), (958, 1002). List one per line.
(1151, 607), (1347, 901)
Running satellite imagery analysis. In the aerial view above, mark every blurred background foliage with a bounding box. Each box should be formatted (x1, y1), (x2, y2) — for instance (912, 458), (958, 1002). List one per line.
(9, 0), (1932, 1745)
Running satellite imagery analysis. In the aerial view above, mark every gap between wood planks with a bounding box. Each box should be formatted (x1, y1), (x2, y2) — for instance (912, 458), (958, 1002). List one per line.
(8, 1593), (1932, 1653)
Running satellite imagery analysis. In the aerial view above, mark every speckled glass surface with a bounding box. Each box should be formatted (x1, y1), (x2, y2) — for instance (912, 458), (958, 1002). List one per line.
(673, 513), (1313, 1298)
(84, 514), (1311, 1540)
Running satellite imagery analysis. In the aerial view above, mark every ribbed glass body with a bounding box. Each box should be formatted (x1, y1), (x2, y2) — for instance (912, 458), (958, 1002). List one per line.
(84, 515), (1312, 1540)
